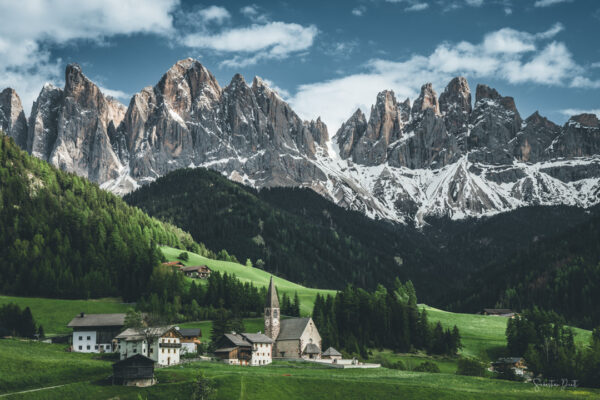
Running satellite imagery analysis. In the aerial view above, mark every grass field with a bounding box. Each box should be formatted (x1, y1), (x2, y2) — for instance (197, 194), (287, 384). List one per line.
(423, 305), (594, 361)
(161, 246), (337, 315)
(0, 295), (131, 335)
(3, 352), (599, 400)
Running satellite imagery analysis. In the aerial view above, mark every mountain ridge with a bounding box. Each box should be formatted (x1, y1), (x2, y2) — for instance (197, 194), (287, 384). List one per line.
(2, 58), (600, 226)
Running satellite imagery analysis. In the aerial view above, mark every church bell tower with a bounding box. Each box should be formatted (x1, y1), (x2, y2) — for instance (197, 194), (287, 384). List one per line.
(265, 276), (280, 340)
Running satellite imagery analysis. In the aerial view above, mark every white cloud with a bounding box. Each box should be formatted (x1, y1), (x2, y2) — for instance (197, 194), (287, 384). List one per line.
(504, 7), (513, 14)
(560, 109), (600, 117)
(352, 6), (367, 16)
(570, 76), (600, 89)
(465, 0), (484, 6)
(590, 62), (600, 68)
(239, 4), (269, 23)
(98, 86), (130, 102)
(534, 0), (573, 7)
(261, 78), (291, 99)
(288, 23), (593, 132)
(182, 22), (318, 67)
(195, 6), (230, 24)
(0, 0), (178, 114)
(405, 3), (430, 11)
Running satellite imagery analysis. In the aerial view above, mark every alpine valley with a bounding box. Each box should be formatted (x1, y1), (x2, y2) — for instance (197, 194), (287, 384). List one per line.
(2, 58), (600, 227)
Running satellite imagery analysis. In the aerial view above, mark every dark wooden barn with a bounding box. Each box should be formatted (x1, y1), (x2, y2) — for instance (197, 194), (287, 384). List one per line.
(112, 354), (156, 386)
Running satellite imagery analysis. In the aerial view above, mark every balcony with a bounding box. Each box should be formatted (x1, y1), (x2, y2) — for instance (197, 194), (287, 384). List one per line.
(159, 342), (181, 349)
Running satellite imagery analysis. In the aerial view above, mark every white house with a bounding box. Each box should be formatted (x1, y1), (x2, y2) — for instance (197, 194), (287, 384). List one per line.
(115, 326), (183, 366)
(67, 313), (126, 353)
(214, 332), (274, 366)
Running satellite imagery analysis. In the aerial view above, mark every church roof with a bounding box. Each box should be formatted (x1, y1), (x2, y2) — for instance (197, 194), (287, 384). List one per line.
(322, 347), (342, 356)
(304, 343), (321, 354)
(277, 317), (311, 340)
(266, 276), (280, 309)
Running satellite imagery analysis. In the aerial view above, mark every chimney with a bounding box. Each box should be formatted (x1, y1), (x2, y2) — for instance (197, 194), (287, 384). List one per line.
(79, 312), (85, 318)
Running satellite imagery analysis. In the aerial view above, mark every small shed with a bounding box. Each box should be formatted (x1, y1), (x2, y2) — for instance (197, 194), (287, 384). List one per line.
(112, 354), (155, 387)
(322, 347), (342, 360)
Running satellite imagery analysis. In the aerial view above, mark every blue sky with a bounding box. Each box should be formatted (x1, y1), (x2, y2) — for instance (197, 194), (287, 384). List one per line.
(1, 0), (599, 132)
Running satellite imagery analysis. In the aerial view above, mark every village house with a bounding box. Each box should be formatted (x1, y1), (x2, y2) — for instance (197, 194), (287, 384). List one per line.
(214, 332), (274, 366)
(264, 277), (322, 359)
(112, 354), (156, 387)
(492, 357), (527, 376)
(67, 313), (126, 353)
(115, 326), (183, 366)
(177, 328), (202, 354)
(179, 265), (211, 279)
(322, 347), (342, 360)
(483, 308), (516, 318)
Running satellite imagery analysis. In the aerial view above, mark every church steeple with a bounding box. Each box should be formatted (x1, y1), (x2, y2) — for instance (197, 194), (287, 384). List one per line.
(265, 276), (280, 340)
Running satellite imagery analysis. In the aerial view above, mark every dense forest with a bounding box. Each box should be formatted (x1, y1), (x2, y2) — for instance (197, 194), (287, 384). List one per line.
(312, 280), (461, 357)
(506, 308), (600, 387)
(0, 135), (206, 301)
(124, 167), (439, 290)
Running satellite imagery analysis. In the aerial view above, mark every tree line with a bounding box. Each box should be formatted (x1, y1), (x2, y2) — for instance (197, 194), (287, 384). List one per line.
(312, 279), (461, 358)
(0, 303), (42, 338)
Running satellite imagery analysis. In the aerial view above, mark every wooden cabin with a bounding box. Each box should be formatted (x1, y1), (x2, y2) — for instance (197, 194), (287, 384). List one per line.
(112, 354), (155, 387)
(179, 265), (211, 279)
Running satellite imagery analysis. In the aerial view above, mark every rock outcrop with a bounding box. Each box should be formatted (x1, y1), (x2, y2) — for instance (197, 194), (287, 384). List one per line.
(5, 59), (600, 226)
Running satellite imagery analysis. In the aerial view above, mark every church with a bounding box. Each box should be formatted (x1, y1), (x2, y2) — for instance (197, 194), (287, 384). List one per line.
(264, 277), (322, 359)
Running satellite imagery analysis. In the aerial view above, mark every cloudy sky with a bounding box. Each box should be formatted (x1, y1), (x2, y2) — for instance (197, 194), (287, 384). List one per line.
(1, 0), (599, 132)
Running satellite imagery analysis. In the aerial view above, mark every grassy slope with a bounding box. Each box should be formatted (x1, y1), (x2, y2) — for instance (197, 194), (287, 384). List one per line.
(161, 246), (337, 315)
(0, 296), (131, 335)
(423, 305), (593, 361)
(0, 339), (112, 394)
(7, 359), (600, 400)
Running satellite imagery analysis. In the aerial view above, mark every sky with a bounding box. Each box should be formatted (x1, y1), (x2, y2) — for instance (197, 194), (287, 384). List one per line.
(1, 0), (599, 133)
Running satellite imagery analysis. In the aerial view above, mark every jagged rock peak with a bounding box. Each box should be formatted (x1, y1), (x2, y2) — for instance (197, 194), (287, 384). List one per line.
(569, 113), (599, 128)
(475, 84), (518, 113)
(0, 87), (28, 148)
(439, 77), (471, 115)
(525, 111), (558, 129)
(411, 83), (440, 116)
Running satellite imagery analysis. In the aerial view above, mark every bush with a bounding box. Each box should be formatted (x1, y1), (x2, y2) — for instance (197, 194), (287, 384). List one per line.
(413, 361), (441, 373)
(457, 358), (486, 377)
(178, 252), (189, 261)
(372, 354), (406, 370)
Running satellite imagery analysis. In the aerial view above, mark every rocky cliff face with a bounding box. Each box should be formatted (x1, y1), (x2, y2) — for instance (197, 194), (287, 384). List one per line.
(4, 59), (600, 225)
(0, 88), (28, 149)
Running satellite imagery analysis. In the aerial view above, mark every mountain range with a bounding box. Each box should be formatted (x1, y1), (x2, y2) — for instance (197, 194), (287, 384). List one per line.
(2, 58), (599, 225)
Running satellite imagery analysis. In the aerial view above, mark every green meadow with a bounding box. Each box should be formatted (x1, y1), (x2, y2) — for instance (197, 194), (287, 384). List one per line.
(2, 345), (598, 400)
(160, 246), (337, 315)
(0, 295), (131, 335)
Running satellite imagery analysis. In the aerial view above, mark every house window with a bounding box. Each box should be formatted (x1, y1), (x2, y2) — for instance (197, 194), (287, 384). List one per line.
(162, 349), (164, 354)
(133, 348), (137, 353)
(95, 345), (98, 349)
(78, 345), (82, 350)
(87, 336), (91, 340)
(79, 336), (83, 340)
(86, 345), (90, 350)
(150, 348), (154, 354)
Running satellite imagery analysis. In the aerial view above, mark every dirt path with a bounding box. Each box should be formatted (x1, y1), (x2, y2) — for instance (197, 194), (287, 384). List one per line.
(0, 384), (67, 398)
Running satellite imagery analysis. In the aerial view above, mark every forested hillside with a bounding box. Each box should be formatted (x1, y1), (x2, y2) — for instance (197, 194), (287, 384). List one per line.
(124, 168), (442, 290)
(0, 134), (202, 301)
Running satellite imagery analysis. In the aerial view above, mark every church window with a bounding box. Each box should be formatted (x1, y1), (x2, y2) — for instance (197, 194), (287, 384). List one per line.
(274, 310), (278, 318)
(265, 309), (270, 316)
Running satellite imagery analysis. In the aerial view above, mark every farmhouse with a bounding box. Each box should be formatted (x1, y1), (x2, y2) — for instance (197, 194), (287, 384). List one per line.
(483, 308), (516, 318)
(178, 328), (202, 354)
(116, 326), (183, 366)
(67, 312), (126, 353)
(112, 354), (155, 387)
(180, 265), (211, 279)
(214, 332), (273, 366)
(492, 357), (527, 376)
(265, 277), (322, 359)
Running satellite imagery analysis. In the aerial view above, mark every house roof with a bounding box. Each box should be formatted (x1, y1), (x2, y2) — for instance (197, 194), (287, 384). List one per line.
(214, 347), (237, 353)
(266, 276), (279, 309)
(115, 326), (181, 341)
(241, 333), (273, 344)
(277, 318), (311, 340)
(223, 333), (251, 347)
(322, 347), (342, 356)
(484, 308), (514, 314)
(178, 328), (202, 338)
(180, 265), (210, 272)
(67, 313), (126, 328)
(162, 261), (184, 267)
(112, 353), (154, 366)
(303, 343), (321, 354)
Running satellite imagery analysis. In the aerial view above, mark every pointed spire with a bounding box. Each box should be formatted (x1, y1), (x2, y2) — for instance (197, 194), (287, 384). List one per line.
(266, 276), (280, 309)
